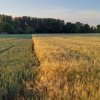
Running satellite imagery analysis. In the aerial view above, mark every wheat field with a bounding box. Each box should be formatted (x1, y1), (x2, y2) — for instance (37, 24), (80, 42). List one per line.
(0, 35), (100, 100)
(0, 38), (39, 100)
(33, 36), (100, 100)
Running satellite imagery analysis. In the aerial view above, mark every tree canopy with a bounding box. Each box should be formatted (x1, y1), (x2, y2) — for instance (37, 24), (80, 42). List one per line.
(0, 14), (100, 34)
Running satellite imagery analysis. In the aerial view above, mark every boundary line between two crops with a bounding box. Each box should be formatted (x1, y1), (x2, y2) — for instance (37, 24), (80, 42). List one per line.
(32, 39), (40, 67)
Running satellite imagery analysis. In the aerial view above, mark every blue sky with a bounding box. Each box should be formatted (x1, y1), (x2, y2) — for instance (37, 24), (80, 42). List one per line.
(0, 0), (100, 25)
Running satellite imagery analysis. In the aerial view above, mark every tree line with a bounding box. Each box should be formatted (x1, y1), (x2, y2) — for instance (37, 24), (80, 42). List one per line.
(0, 14), (100, 34)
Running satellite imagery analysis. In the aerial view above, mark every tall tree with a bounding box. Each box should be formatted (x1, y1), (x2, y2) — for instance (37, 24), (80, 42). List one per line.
(97, 25), (100, 33)
(0, 14), (99, 34)
(65, 22), (76, 33)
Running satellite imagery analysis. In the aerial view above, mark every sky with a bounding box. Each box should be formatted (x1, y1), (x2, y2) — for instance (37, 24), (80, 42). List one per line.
(0, 0), (100, 26)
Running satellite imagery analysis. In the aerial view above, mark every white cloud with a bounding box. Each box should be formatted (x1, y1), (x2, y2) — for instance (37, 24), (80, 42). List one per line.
(42, 8), (100, 26)
(44, 8), (70, 13)
(2, 7), (100, 26)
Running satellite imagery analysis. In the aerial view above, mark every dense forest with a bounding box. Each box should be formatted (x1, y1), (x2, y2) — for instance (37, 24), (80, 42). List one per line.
(0, 14), (100, 34)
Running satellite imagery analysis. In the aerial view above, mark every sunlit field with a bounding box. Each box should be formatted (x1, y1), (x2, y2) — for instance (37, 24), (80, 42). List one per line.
(0, 34), (100, 100)
(33, 35), (100, 100)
